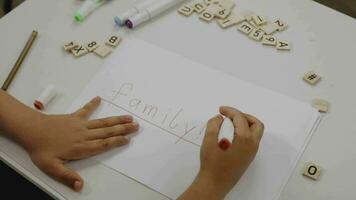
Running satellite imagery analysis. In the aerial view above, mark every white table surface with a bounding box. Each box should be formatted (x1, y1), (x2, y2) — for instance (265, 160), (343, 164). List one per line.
(0, 0), (355, 199)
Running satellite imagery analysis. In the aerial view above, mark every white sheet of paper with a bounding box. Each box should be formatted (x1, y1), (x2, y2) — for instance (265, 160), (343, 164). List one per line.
(69, 39), (320, 200)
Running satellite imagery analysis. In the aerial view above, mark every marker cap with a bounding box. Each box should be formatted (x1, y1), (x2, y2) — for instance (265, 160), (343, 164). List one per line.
(114, 0), (159, 26)
(115, 8), (140, 26)
(34, 100), (44, 110)
(34, 85), (57, 110)
(126, 11), (150, 29)
(75, 0), (101, 22)
(218, 117), (235, 150)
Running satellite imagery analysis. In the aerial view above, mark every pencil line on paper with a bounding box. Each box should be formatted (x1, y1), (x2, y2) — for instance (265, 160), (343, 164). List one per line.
(101, 98), (200, 147)
(175, 124), (196, 144)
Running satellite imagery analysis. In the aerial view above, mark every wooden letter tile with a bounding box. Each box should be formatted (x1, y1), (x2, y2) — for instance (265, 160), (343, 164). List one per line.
(276, 40), (291, 51)
(237, 22), (254, 35)
(178, 5), (194, 16)
(215, 8), (231, 19)
(94, 45), (112, 58)
(219, 0), (235, 10)
(215, 7), (231, 19)
(204, 0), (220, 5)
(259, 23), (278, 35)
(262, 35), (277, 46)
(303, 162), (322, 180)
(199, 11), (215, 22)
(64, 41), (79, 52)
(273, 19), (288, 31)
(240, 10), (255, 21)
(217, 14), (245, 29)
(106, 35), (121, 47)
(86, 41), (100, 52)
(252, 15), (267, 26)
(193, 3), (206, 13)
(249, 19), (259, 28)
(303, 71), (321, 85)
(71, 45), (89, 57)
(249, 29), (265, 41)
(312, 99), (329, 113)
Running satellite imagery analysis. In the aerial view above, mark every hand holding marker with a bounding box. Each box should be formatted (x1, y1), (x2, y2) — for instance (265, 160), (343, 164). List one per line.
(75, 0), (235, 148)
(75, 0), (112, 22)
(218, 117), (235, 150)
(124, 0), (187, 29)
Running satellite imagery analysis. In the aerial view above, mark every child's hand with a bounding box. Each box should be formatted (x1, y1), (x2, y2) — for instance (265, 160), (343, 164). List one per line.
(198, 106), (264, 197)
(179, 106), (264, 200)
(18, 97), (139, 191)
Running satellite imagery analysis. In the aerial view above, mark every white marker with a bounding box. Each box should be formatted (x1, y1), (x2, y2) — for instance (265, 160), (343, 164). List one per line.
(218, 117), (235, 150)
(75, 0), (112, 22)
(125, 0), (187, 29)
(114, 0), (159, 26)
(34, 85), (57, 111)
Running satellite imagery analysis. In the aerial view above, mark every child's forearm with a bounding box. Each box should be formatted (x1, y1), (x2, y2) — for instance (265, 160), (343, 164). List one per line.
(177, 172), (226, 200)
(0, 90), (43, 143)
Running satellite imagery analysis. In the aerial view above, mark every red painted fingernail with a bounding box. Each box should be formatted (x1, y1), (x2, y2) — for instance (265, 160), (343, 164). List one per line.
(218, 138), (231, 151)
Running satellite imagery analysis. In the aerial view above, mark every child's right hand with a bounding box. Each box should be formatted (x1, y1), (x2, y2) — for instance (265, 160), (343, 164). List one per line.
(181, 106), (264, 200)
(199, 106), (264, 198)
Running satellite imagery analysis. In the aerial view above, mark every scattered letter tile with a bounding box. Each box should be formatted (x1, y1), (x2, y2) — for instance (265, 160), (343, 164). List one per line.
(193, 3), (206, 13)
(249, 29), (265, 41)
(106, 35), (121, 47)
(200, 11), (215, 22)
(260, 23), (278, 35)
(86, 41), (100, 52)
(303, 71), (321, 85)
(64, 41), (79, 51)
(237, 22), (254, 35)
(218, 14), (245, 28)
(94, 45), (112, 58)
(219, 0), (235, 10)
(312, 99), (329, 113)
(303, 162), (322, 180)
(252, 15), (267, 26)
(71, 45), (89, 57)
(276, 40), (291, 51)
(178, 5), (194, 16)
(274, 19), (288, 31)
(262, 35), (277, 46)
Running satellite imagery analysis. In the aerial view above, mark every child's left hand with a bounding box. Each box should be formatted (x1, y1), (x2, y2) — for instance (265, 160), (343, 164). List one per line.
(17, 97), (139, 191)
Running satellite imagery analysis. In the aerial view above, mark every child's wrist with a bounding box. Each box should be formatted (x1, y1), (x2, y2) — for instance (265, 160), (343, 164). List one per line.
(193, 170), (229, 200)
(11, 111), (46, 152)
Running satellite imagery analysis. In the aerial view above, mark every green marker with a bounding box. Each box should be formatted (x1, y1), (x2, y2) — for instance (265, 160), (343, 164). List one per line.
(74, 0), (110, 22)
